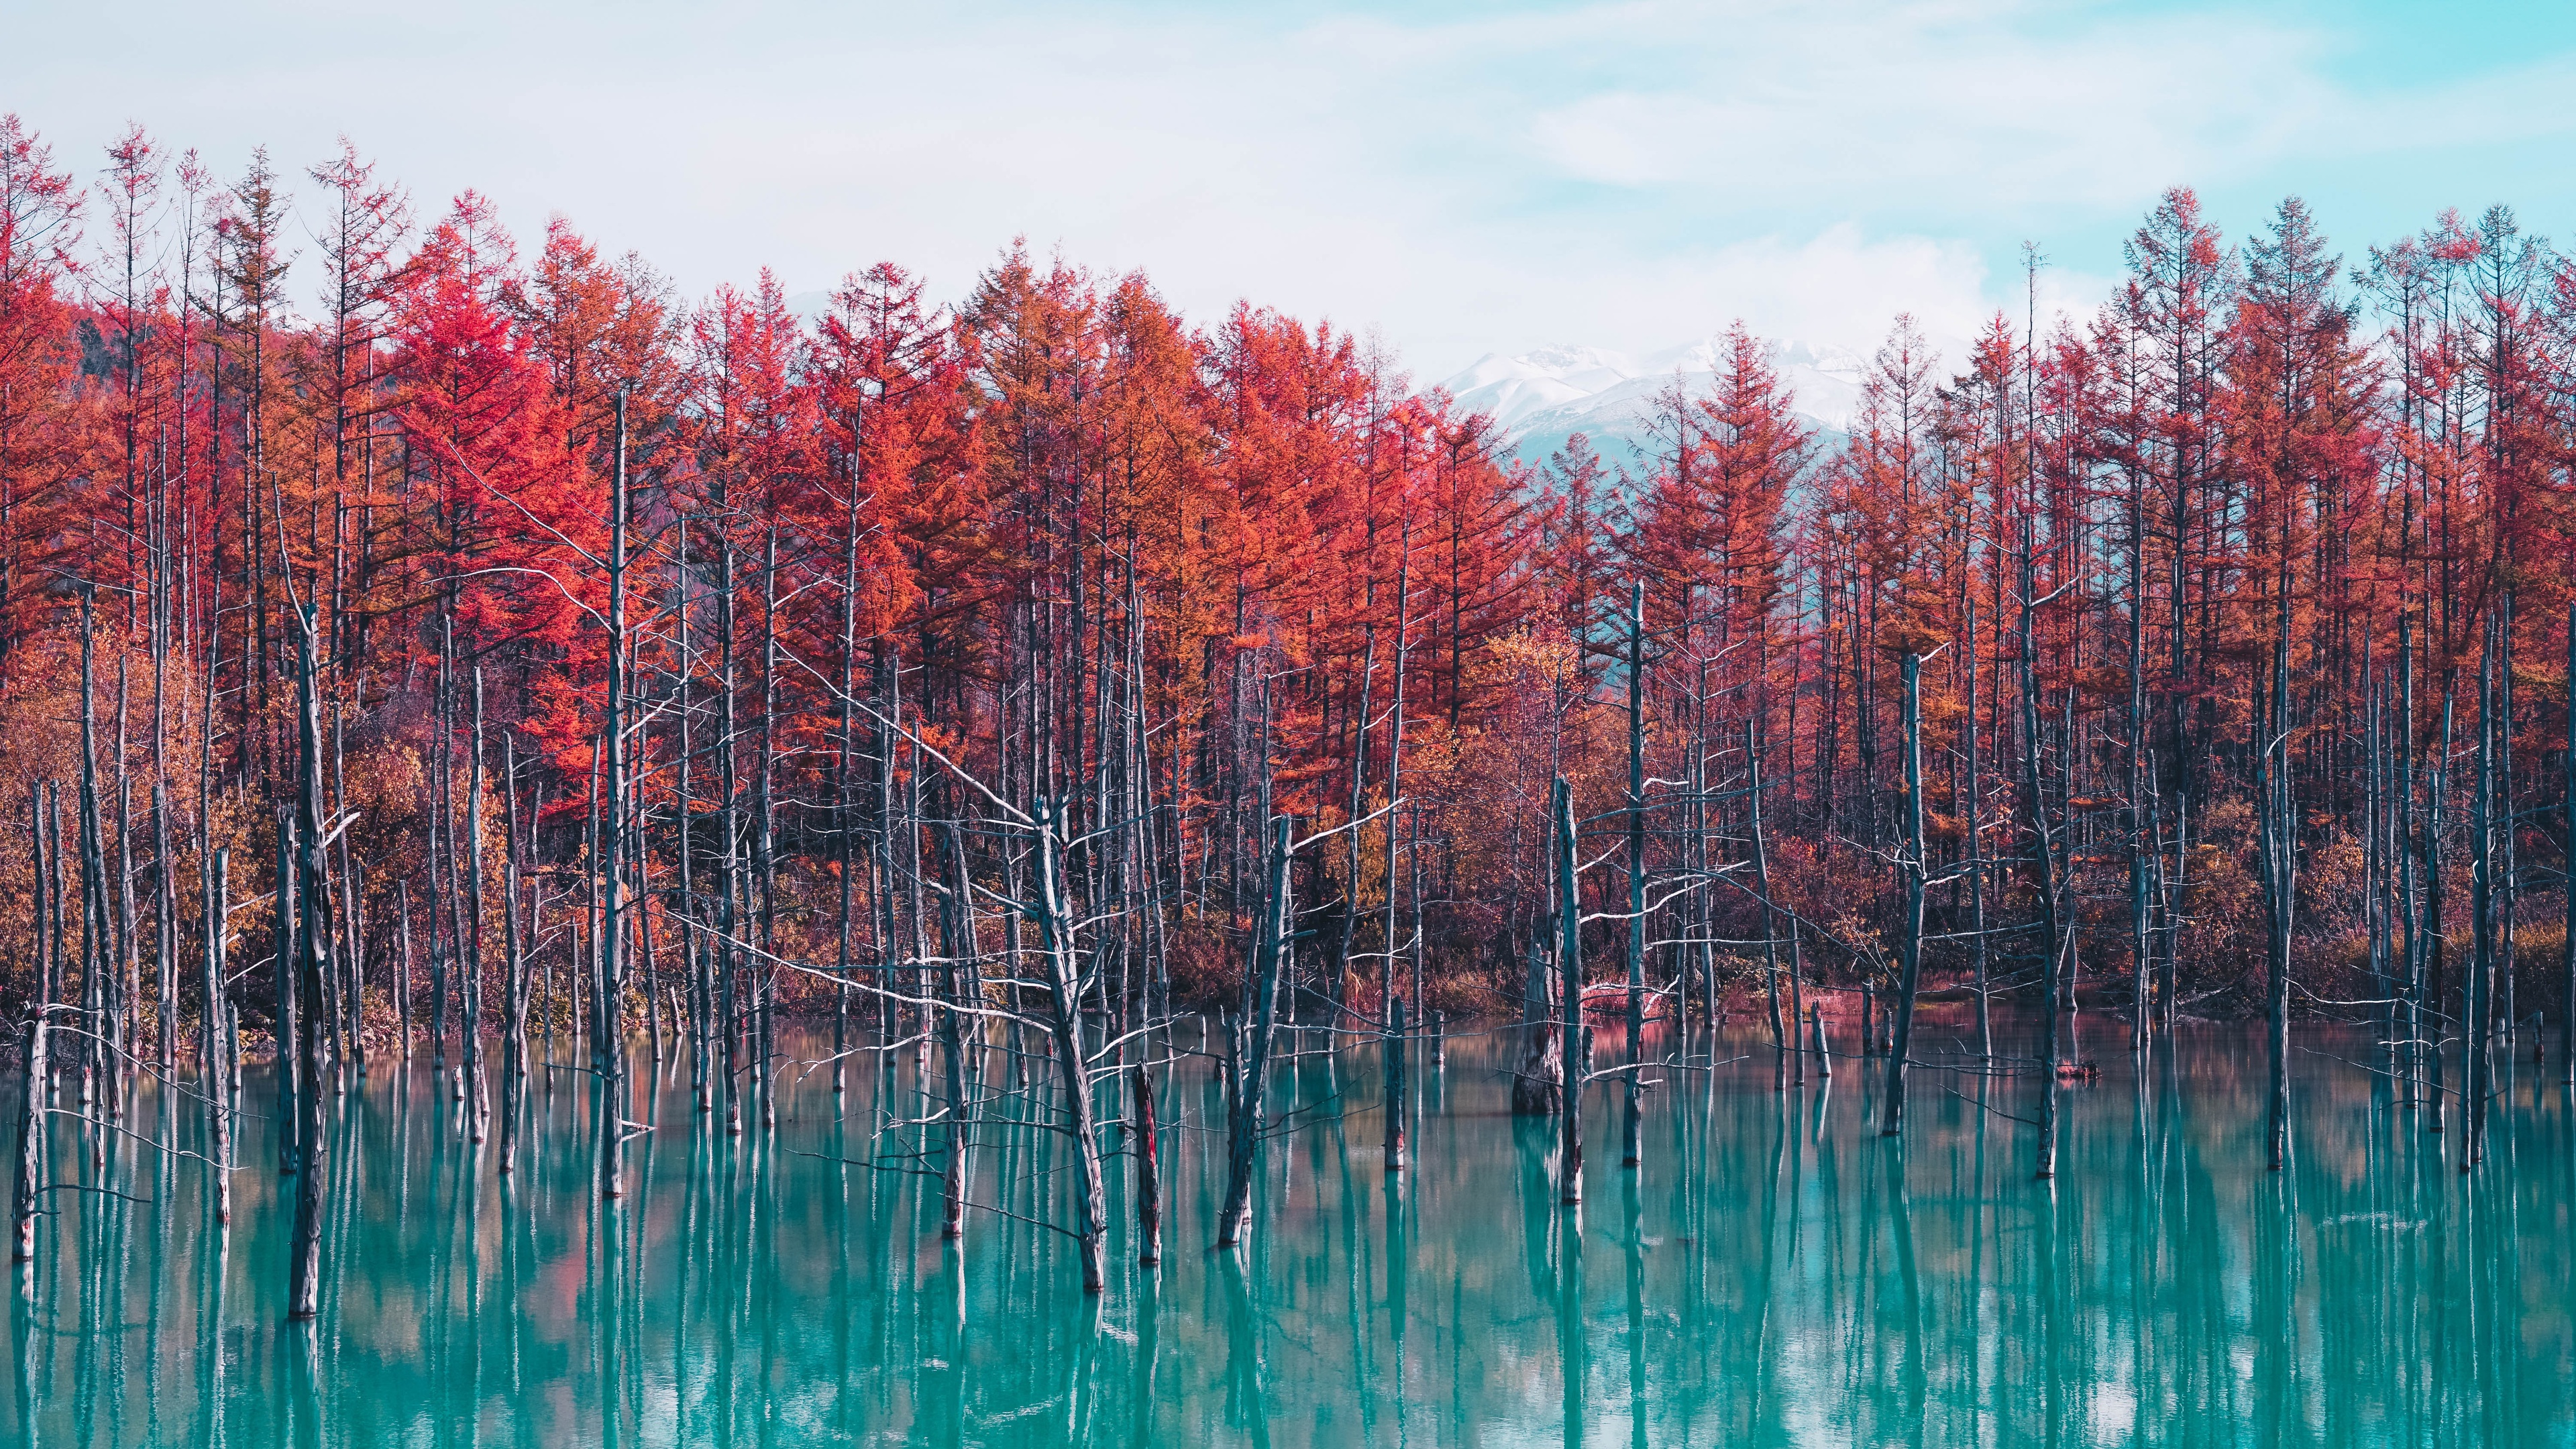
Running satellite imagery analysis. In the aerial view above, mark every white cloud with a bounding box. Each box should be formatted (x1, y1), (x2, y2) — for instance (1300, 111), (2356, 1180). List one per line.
(0, 0), (2567, 380)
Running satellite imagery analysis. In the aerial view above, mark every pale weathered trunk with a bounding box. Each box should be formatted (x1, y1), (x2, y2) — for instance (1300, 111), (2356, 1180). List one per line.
(287, 610), (332, 1321)
(1035, 800), (1109, 1290)
(1556, 777), (1584, 1207)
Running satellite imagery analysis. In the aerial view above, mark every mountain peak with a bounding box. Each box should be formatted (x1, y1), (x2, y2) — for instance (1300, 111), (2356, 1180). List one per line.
(1440, 336), (1861, 466)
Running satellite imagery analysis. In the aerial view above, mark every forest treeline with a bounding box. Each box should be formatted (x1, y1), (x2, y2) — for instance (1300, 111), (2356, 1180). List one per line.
(1, 113), (2571, 1118)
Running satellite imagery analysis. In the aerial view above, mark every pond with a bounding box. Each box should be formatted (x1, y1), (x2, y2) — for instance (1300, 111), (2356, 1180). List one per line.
(5, 1017), (2571, 1446)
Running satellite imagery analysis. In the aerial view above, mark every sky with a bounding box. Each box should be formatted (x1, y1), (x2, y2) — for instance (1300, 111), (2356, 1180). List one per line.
(7, 0), (2575, 382)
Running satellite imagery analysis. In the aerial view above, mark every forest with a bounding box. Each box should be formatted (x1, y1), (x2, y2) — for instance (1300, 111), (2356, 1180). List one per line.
(1, 108), (2572, 1322)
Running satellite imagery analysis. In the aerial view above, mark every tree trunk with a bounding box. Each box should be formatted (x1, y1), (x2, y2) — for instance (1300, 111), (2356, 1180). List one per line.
(1218, 818), (1292, 1250)
(1882, 651), (1928, 1136)
(1621, 582), (1645, 1169)
(1134, 1061), (1163, 1265)
(1383, 994), (1407, 1173)
(1035, 798), (1110, 1289)
(598, 390), (631, 1198)
(1556, 777), (1584, 1208)
(286, 608), (332, 1322)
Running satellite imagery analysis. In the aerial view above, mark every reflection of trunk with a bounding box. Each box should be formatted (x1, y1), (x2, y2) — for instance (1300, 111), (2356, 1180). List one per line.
(1219, 819), (1293, 1249)
(1511, 941), (1561, 1115)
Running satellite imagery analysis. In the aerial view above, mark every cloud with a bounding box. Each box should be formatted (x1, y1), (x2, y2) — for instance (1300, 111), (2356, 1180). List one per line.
(1, 0), (2569, 378)
(1517, 1), (2340, 209)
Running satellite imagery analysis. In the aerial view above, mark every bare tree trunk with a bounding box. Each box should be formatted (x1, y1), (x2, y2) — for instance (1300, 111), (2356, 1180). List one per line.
(934, 819), (974, 1242)
(2426, 692), (2453, 1135)
(1383, 994), (1408, 1172)
(1218, 818), (1293, 1250)
(395, 882), (413, 1062)
(1556, 776), (1584, 1208)
(1133, 1061), (1162, 1264)
(9, 1006), (48, 1261)
(1034, 798), (1109, 1290)
(1621, 582), (1645, 1169)
(286, 608), (332, 1321)
(2256, 556), (2296, 1173)
(1966, 600), (1991, 1059)
(1882, 651), (1928, 1136)
(599, 392), (631, 1198)
(2019, 535), (2067, 1180)
(463, 671), (490, 1142)
(273, 809), (298, 1175)
(206, 847), (231, 1225)
(499, 738), (528, 1174)
(2464, 614), (2497, 1170)
(1750, 723), (1787, 1087)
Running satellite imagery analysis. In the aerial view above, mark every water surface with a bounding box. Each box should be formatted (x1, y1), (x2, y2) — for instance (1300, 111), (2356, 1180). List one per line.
(5, 1018), (2570, 1446)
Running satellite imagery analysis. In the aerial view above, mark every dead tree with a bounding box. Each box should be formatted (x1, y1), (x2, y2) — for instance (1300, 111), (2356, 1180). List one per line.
(1556, 775), (1584, 1208)
(1882, 649), (1931, 1136)
(286, 607), (333, 1321)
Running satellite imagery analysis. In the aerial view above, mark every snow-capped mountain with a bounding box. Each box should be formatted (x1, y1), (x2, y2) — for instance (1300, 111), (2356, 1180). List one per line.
(1439, 338), (1865, 471)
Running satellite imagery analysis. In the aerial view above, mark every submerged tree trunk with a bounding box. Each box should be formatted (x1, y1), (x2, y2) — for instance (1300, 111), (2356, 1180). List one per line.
(599, 391), (631, 1199)
(2019, 537), (2067, 1180)
(1134, 1061), (1162, 1266)
(274, 809), (299, 1176)
(1218, 818), (1293, 1252)
(9, 1006), (48, 1263)
(286, 608), (332, 1322)
(1555, 777), (1584, 1208)
(1882, 651), (1929, 1136)
(1621, 582), (1646, 1170)
(2463, 615), (2497, 1170)
(2255, 557), (2296, 1173)
(207, 847), (231, 1225)
(1383, 994), (1408, 1173)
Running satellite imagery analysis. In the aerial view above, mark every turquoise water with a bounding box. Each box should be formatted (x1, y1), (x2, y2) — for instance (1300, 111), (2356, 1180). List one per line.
(5, 1020), (2571, 1446)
